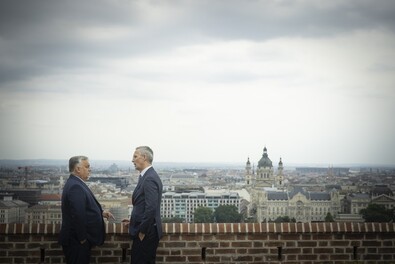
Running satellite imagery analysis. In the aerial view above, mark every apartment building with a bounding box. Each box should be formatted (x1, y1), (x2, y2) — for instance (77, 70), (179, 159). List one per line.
(161, 191), (241, 222)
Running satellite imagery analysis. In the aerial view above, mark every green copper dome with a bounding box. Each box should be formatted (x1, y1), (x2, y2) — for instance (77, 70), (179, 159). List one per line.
(258, 147), (272, 168)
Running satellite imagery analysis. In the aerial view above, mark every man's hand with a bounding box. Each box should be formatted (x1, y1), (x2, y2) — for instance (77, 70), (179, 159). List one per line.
(121, 218), (130, 227)
(102, 210), (115, 220)
(80, 239), (87, 244)
(138, 232), (145, 241)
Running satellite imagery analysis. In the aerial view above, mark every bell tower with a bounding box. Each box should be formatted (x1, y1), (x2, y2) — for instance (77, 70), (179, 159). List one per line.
(245, 157), (253, 186)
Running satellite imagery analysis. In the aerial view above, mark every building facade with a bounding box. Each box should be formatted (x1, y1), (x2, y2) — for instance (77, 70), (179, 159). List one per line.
(0, 196), (29, 223)
(246, 147), (341, 223)
(24, 204), (62, 224)
(254, 188), (341, 222)
(161, 192), (241, 223)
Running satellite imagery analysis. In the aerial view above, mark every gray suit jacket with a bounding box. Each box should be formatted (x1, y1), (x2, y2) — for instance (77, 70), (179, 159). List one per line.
(130, 167), (163, 239)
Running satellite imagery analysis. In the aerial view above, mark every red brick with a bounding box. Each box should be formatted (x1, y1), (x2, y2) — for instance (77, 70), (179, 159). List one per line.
(248, 233), (268, 240)
(187, 256), (201, 262)
(330, 254), (350, 260)
(344, 233), (364, 240)
(364, 254), (381, 260)
(178, 223), (187, 233)
(165, 241), (186, 248)
(0, 223), (394, 264)
(265, 241), (283, 247)
(253, 256), (264, 262)
(248, 248), (264, 254)
(318, 241), (328, 246)
(319, 254), (330, 260)
(215, 234), (234, 240)
(304, 222), (311, 232)
(8, 251), (29, 256)
(236, 234), (247, 241)
(312, 233), (332, 240)
(252, 223), (260, 233)
(1, 243), (14, 249)
(268, 222), (275, 232)
(225, 223), (233, 233)
(290, 222), (297, 232)
(362, 240), (382, 247)
(374, 222), (381, 232)
(231, 241), (252, 247)
(311, 223), (318, 232)
(285, 241), (296, 247)
(331, 240), (349, 247)
(181, 248), (201, 255)
(298, 241), (317, 247)
(314, 248), (333, 254)
(199, 241), (218, 248)
(219, 241), (230, 247)
(298, 254), (317, 260)
(97, 256), (120, 262)
(236, 248), (247, 254)
(215, 248), (235, 254)
(217, 223), (225, 233)
(281, 234), (300, 240)
(233, 255), (253, 261)
(204, 255), (220, 262)
(169, 249), (181, 255)
(45, 249), (64, 256)
(174, 223), (181, 233)
(260, 222), (268, 232)
(283, 248), (301, 254)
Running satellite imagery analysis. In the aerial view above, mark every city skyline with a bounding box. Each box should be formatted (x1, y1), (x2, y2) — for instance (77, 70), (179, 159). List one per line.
(0, 1), (395, 165)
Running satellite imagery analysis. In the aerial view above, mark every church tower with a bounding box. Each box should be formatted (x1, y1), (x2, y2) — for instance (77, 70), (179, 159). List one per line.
(276, 157), (285, 189)
(255, 147), (274, 187)
(245, 157), (253, 186)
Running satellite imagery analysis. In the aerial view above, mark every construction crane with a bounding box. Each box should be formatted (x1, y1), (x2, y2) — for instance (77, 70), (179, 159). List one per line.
(18, 166), (31, 188)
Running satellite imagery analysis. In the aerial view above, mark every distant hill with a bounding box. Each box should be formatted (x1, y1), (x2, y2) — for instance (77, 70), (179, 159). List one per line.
(0, 159), (393, 170)
(0, 159), (245, 170)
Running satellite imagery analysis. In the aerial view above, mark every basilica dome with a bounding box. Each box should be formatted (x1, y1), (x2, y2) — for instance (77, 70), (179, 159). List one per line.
(258, 147), (272, 168)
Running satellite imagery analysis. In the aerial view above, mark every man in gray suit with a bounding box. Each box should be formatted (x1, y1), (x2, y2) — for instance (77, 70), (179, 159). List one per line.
(122, 146), (163, 264)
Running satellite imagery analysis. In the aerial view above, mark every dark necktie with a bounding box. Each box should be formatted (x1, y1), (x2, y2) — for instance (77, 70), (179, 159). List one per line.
(135, 174), (143, 190)
(132, 175), (142, 205)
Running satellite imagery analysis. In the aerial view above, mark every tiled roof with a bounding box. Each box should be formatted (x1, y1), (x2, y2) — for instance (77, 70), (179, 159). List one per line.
(267, 192), (288, 200)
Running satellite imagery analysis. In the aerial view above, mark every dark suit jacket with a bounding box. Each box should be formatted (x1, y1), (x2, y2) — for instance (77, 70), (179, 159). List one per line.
(130, 167), (163, 239)
(59, 175), (105, 246)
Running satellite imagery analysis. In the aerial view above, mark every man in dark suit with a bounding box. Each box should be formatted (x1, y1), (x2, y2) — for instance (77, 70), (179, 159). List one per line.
(122, 146), (163, 264)
(59, 156), (114, 264)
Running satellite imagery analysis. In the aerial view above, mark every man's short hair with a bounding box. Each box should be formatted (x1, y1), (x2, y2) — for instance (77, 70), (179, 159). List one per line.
(69, 156), (89, 172)
(136, 146), (153, 163)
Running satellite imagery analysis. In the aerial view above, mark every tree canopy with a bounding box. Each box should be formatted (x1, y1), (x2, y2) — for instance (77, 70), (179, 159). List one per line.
(325, 212), (335, 222)
(194, 207), (214, 223)
(360, 203), (395, 222)
(162, 216), (184, 223)
(274, 216), (296, 223)
(214, 205), (243, 223)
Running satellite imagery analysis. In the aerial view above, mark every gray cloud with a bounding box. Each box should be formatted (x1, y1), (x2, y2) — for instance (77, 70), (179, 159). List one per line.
(1, 0), (395, 89)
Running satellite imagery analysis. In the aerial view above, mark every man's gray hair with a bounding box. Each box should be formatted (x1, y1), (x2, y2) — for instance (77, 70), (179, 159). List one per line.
(136, 146), (153, 163)
(69, 156), (89, 172)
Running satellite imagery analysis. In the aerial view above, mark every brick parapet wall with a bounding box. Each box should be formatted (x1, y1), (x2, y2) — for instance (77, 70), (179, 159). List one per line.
(1, 223), (395, 263)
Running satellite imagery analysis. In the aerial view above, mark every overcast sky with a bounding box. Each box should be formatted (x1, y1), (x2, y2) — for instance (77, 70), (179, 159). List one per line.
(0, 0), (394, 166)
